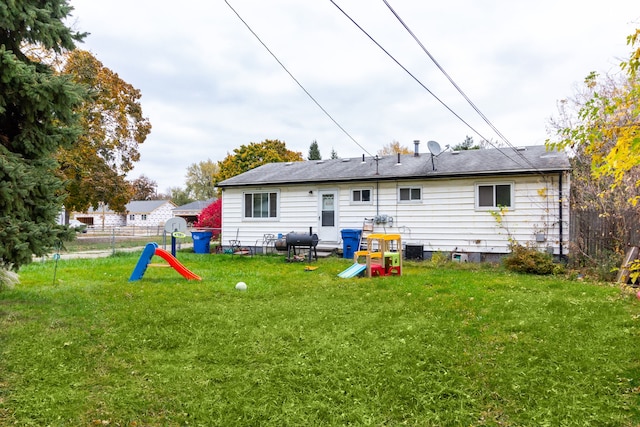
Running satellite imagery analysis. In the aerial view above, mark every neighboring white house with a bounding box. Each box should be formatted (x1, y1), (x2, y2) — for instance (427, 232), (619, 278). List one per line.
(125, 200), (176, 226)
(75, 203), (125, 227)
(74, 200), (176, 228)
(216, 145), (571, 261)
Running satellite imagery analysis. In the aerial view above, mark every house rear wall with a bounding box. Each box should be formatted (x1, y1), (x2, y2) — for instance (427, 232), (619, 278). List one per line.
(220, 173), (569, 258)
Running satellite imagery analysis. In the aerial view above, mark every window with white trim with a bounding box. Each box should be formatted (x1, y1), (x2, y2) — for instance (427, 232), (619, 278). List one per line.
(399, 187), (421, 202)
(244, 192), (278, 219)
(351, 188), (372, 204)
(129, 214), (135, 220)
(476, 183), (513, 208)
(141, 214), (147, 220)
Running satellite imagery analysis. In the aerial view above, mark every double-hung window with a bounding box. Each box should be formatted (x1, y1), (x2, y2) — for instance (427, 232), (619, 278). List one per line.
(244, 191), (278, 219)
(352, 188), (372, 204)
(399, 187), (421, 202)
(476, 183), (513, 209)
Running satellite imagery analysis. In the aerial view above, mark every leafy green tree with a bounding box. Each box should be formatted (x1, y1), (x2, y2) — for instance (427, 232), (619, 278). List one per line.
(0, 0), (85, 271)
(308, 140), (322, 160)
(215, 139), (303, 183)
(330, 148), (339, 159)
(169, 187), (194, 206)
(55, 49), (151, 214)
(551, 28), (640, 205)
(185, 159), (218, 200)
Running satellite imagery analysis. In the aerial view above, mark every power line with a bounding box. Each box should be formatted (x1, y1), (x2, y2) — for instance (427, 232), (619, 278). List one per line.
(224, 0), (373, 157)
(327, 0), (529, 168)
(381, 0), (543, 171)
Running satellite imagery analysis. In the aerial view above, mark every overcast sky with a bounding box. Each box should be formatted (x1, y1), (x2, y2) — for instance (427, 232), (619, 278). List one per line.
(67, 0), (639, 194)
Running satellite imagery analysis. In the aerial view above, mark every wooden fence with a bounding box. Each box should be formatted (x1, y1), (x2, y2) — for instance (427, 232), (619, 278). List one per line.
(570, 208), (640, 261)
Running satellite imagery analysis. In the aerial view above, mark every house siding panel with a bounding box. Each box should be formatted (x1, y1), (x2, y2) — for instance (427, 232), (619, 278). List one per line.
(126, 202), (175, 227)
(221, 172), (569, 257)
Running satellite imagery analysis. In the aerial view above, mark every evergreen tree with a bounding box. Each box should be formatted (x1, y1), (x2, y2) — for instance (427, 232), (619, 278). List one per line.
(330, 148), (339, 159)
(452, 135), (479, 151)
(308, 140), (322, 160)
(0, 0), (85, 271)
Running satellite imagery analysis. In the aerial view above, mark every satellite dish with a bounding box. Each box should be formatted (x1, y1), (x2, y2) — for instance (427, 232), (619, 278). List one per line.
(427, 140), (442, 155)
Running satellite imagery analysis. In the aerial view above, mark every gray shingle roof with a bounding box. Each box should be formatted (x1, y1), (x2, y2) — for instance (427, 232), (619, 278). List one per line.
(86, 200), (175, 214)
(173, 198), (217, 212)
(125, 200), (175, 213)
(218, 145), (570, 188)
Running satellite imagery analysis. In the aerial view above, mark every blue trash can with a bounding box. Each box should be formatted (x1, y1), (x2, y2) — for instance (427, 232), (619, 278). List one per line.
(191, 231), (213, 254)
(341, 229), (362, 259)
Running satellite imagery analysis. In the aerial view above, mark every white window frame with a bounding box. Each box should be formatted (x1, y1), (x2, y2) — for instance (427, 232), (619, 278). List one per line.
(141, 214), (148, 221)
(129, 214), (135, 220)
(351, 187), (373, 205)
(398, 186), (422, 202)
(475, 182), (514, 210)
(243, 190), (279, 221)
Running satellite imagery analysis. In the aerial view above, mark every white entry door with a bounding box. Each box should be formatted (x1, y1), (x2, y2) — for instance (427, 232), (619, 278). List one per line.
(318, 190), (338, 243)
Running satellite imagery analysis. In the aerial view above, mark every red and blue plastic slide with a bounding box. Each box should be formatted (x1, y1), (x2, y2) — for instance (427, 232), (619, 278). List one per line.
(129, 242), (201, 281)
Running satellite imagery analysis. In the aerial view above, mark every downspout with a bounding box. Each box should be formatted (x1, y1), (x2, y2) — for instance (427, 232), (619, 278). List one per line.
(558, 172), (564, 260)
(376, 180), (380, 217)
(375, 155), (380, 217)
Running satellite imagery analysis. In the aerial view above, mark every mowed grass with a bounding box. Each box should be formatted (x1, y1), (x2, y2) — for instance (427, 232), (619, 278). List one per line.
(1, 252), (639, 426)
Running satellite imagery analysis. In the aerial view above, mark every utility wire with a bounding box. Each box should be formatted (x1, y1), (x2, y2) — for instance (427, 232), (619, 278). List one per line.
(381, 0), (543, 171)
(224, 0), (373, 157)
(328, 0), (528, 168)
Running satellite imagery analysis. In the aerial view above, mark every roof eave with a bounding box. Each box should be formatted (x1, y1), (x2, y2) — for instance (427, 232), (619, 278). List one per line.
(218, 167), (570, 188)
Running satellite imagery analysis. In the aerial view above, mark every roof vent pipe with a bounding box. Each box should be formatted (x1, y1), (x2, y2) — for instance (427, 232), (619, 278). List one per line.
(414, 140), (420, 157)
(362, 154), (365, 163)
(397, 153), (401, 165)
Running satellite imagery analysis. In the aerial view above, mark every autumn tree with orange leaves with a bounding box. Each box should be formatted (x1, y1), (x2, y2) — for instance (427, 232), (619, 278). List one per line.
(56, 50), (151, 215)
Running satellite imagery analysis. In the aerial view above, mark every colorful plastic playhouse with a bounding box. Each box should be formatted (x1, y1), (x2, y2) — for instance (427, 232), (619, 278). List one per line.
(353, 233), (402, 278)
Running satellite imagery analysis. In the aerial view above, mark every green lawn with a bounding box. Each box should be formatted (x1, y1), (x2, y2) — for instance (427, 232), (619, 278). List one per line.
(1, 252), (639, 426)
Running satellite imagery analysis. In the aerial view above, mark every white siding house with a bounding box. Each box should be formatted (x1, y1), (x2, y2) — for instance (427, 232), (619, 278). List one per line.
(217, 145), (571, 261)
(75, 203), (126, 227)
(75, 200), (176, 228)
(125, 200), (176, 226)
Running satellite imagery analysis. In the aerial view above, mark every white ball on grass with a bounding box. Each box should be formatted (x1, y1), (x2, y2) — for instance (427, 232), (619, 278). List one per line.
(235, 281), (247, 291)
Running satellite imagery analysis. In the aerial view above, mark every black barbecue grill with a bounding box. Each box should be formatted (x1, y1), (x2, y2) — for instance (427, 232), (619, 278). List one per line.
(275, 232), (319, 262)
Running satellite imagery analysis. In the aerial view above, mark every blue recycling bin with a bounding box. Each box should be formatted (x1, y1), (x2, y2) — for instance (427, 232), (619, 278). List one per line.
(191, 231), (213, 254)
(341, 229), (362, 259)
